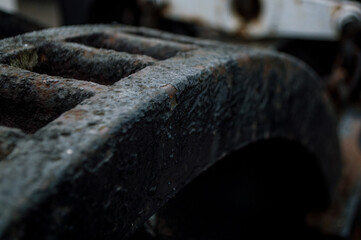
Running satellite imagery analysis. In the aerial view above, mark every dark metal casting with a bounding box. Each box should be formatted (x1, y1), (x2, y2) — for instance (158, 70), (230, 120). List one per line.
(0, 25), (341, 239)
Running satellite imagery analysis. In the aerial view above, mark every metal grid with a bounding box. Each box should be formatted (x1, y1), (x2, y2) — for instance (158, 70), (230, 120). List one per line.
(0, 25), (341, 239)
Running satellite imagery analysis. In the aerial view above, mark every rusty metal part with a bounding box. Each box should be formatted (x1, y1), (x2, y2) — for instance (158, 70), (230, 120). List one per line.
(307, 108), (361, 238)
(327, 39), (361, 103)
(0, 25), (341, 239)
(232, 0), (261, 22)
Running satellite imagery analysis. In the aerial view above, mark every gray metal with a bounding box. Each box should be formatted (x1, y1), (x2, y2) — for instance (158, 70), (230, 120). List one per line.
(0, 25), (341, 239)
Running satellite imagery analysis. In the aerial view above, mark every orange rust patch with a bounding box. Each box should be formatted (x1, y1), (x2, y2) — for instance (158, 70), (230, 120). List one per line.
(307, 115), (361, 233)
(40, 53), (47, 63)
(237, 23), (250, 38)
(63, 109), (88, 121)
(133, 67), (151, 77)
(340, 120), (361, 185)
(193, 65), (205, 70)
(105, 35), (118, 46)
(331, 4), (342, 18)
(83, 50), (96, 58)
(98, 125), (110, 135)
(218, 65), (226, 75)
(182, 46), (193, 51)
(160, 84), (177, 99)
(237, 56), (251, 66)
(34, 80), (57, 99)
(235, 13), (263, 38)
(160, 84), (178, 110)
(209, 66), (226, 78)
(78, 82), (106, 92)
(160, 2), (171, 16)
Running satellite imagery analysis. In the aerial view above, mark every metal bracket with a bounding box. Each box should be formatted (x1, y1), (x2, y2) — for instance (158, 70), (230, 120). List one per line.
(145, 0), (361, 40)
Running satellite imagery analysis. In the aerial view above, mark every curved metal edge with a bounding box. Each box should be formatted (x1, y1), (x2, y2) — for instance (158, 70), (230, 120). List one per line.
(0, 28), (341, 239)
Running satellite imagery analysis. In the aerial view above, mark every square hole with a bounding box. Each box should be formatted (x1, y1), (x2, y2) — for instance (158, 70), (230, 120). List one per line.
(67, 32), (194, 60)
(0, 96), (82, 134)
(0, 68), (94, 134)
(4, 42), (154, 86)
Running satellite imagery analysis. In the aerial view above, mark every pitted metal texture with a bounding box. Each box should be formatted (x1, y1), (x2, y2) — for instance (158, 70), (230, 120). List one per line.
(0, 25), (341, 239)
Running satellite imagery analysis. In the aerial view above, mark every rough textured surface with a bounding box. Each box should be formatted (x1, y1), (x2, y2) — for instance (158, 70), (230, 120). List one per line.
(0, 24), (341, 239)
(0, 126), (26, 160)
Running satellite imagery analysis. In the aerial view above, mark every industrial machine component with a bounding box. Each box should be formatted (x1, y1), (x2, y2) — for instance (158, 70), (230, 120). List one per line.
(0, 25), (341, 239)
(306, 108), (361, 239)
(147, 0), (361, 40)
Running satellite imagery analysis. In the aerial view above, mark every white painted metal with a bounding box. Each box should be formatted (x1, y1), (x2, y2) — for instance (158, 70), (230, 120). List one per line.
(159, 0), (239, 33)
(0, 0), (17, 13)
(148, 0), (361, 40)
(253, 0), (361, 40)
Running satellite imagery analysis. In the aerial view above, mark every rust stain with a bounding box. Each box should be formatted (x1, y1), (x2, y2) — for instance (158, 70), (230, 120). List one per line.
(182, 46), (194, 52)
(133, 67), (151, 77)
(105, 35), (118, 46)
(193, 65), (205, 70)
(340, 120), (361, 185)
(160, 84), (177, 110)
(63, 109), (88, 121)
(83, 50), (96, 58)
(237, 23), (250, 38)
(189, 16), (207, 26)
(237, 55), (251, 66)
(218, 65), (226, 75)
(160, 2), (171, 16)
(40, 53), (47, 63)
(34, 79), (57, 99)
(71, 109), (88, 121)
(307, 113), (361, 235)
(209, 66), (226, 79)
(331, 4), (342, 18)
(235, 9), (263, 39)
(210, 67), (217, 78)
(98, 125), (110, 135)
(160, 84), (177, 99)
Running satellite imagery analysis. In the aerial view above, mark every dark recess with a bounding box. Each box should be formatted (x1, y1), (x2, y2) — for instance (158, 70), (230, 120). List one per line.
(130, 139), (332, 240)
(0, 97), (73, 134)
(31, 43), (150, 85)
(232, 0), (261, 22)
(67, 33), (182, 60)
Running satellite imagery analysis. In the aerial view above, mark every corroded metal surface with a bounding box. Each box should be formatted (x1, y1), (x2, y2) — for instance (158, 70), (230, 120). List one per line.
(308, 107), (361, 239)
(0, 25), (341, 239)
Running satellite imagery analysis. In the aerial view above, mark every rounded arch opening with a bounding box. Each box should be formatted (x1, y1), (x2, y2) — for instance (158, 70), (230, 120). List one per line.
(131, 138), (330, 239)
